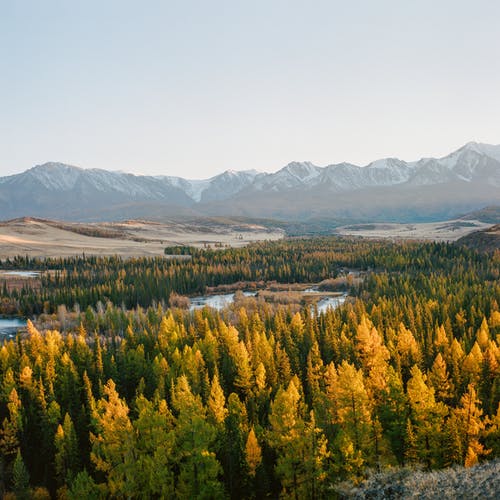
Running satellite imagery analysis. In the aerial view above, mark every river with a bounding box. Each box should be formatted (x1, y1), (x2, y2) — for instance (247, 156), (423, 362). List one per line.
(189, 290), (347, 313)
(0, 271), (40, 278)
(0, 317), (27, 337)
(189, 292), (257, 311)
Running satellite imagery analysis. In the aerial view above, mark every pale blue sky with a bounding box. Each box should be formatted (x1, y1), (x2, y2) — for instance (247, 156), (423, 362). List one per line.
(1, 0), (499, 178)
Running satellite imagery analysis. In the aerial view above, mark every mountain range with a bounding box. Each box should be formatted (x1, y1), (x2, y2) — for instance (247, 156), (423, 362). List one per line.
(1, 142), (500, 223)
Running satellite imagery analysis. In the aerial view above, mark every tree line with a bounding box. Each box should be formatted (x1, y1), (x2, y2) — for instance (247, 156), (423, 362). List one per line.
(1, 238), (497, 316)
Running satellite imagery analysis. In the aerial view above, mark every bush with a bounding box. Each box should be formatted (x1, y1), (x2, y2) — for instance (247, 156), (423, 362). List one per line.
(334, 460), (500, 499)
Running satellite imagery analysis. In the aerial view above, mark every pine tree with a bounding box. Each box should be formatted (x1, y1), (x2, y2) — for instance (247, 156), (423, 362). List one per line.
(90, 379), (133, 496)
(406, 365), (448, 468)
(462, 342), (483, 386)
(356, 316), (390, 396)
(207, 373), (228, 426)
(452, 384), (489, 466)
(476, 318), (490, 349)
(171, 376), (224, 499)
(305, 341), (324, 409)
(233, 341), (253, 399)
(334, 361), (372, 456)
(220, 392), (248, 498)
(428, 353), (453, 403)
(323, 362), (339, 437)
(0, 389), (22, 463)
(67, 470), (103, 499)
(268, 380), (329, 498)
(444, 413), (463, 466)
(396, 323), (421, 380)
(333, 431), (364, 480)
(378, 366), (408, 465)
(54, 413), (80, 485)
(245, 427), (262, 477)
(12, 450), (30, 500)
(484, 402), (500, 458)
(404, 419), (418, 465)
(127, 395), (175, 498)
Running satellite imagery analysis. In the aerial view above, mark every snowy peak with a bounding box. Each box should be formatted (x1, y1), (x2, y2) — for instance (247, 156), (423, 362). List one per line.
(4, 162), (193, 205)
(165, 176), (211, 202)
(199, 169), (260, 202)
(434, 142), (500, 183)
(459, 142), (500, 163)
(281, 161), (321, 181)
(253, 161), (322, 191)
(1, 141), (500, 223)
(8, 141), (500, 197)
(362, 158), (412, 185)
(366, 158), (406, 170)
(165, 169), (261, 202)
(27, 162), (84, 190)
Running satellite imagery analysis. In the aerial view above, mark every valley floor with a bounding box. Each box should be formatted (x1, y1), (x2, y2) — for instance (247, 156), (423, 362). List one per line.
(335, 219), (492, 241)
(0, 217), (284, 258)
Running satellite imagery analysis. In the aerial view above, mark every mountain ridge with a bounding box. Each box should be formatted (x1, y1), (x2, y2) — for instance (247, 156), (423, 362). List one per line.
(1, 142), (500, 222)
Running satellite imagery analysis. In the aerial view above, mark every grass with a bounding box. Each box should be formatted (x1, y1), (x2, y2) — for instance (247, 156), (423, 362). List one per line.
(334, 460), (500, 499)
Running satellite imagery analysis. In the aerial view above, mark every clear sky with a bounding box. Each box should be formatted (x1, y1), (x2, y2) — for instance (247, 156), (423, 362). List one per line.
(1, 0), (499, 179)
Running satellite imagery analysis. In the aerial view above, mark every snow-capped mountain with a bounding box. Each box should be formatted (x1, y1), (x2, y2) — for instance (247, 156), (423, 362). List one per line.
(1, 142), (499, 222)
(193, 169), (261, 203)
(251, 162), (321, 192)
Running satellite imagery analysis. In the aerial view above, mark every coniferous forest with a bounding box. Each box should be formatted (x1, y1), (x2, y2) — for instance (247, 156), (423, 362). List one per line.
(0, 237), (500, 498)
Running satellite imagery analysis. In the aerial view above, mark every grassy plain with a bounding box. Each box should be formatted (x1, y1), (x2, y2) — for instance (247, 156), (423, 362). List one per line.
(0, 217), (284, 258)
(335, 219), (492, 241)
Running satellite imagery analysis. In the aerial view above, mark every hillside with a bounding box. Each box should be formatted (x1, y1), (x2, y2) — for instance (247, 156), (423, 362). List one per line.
(460, 206), (500, 223)
(456, 224), (500, 252)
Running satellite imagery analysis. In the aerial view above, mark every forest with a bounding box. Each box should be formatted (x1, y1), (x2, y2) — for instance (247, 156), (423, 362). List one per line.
(0, 237), (499, 498)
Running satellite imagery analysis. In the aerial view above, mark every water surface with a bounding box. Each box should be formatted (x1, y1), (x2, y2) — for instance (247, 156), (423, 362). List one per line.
(189, 290), (347, 313)
(189, 292), (257, 311)
(1, 271), (40, 278)
(0, 318), (27, 337)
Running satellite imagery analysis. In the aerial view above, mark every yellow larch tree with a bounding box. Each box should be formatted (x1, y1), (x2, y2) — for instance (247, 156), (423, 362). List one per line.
(452, 384), (489, 467)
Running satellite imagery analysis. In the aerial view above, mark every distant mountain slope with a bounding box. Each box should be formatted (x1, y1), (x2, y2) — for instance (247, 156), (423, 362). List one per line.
(456, 224), (500, 252)
(1, 142), (500, 222)
(460, 206), (500, 223)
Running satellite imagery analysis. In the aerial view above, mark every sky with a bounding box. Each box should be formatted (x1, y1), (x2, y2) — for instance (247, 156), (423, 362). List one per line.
(1, 0), (499, 179)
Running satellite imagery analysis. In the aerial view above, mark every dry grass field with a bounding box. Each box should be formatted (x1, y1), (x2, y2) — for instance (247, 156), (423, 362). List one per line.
(335, 219), (493, 241)
(0, 217), (284, 258)
(335, 460), (500, 499)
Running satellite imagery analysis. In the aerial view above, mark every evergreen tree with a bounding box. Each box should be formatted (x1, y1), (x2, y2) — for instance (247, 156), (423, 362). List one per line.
(171, 376), (224, 499)
(90, 379), (133, 496)
(207, 372), (228, 426)
(68, 470), (104, 499)
(245, 427), (262, 477)
(12, 450), (30, 500)
(268, 380), (329, 498)
(334, 361), (372, 458)
(452, 384), (489, 466)
(406, 365), (448, 468)
(54, 413), (80, 486)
